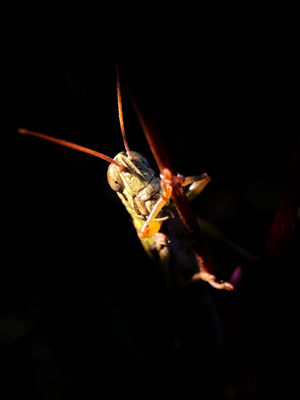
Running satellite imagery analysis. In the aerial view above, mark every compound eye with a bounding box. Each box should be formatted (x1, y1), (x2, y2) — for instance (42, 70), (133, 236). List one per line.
(107, 164), (124, 192)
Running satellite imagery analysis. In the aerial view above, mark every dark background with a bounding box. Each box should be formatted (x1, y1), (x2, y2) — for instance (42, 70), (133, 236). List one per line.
(3, 2), (299, 399)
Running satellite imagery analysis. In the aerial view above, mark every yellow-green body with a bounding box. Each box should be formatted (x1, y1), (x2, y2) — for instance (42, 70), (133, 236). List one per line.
(107, 150), (210, 270)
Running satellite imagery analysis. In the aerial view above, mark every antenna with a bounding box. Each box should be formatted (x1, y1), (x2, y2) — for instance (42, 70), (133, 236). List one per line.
(116, 64), (131, 157)
(18, 67), (131, 166)
(18, 128), (121, 166)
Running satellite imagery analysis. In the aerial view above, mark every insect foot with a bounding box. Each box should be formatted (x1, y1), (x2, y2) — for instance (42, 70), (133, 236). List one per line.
(138, 222), (160, 239)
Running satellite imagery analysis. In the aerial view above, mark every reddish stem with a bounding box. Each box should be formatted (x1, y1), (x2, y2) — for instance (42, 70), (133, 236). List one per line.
(122, 67), (233, 290)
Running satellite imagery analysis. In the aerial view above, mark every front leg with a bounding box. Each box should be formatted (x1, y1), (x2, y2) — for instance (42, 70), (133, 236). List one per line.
(138, 169), (173, 238)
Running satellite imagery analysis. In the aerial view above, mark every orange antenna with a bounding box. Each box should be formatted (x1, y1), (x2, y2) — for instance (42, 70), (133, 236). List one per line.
(18, 128), (121, 166)
(116, 64), (131, 157)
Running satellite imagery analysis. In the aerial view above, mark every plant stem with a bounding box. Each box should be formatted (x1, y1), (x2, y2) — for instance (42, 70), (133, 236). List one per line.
(122, 66), (233, 290)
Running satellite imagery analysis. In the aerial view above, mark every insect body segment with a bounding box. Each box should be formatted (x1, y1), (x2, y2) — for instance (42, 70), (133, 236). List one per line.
(107, 151), (172, 238)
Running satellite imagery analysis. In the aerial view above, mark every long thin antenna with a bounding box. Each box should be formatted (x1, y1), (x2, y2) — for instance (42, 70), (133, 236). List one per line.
(18, 128), (121, 166)
(116, 64), (131, 157)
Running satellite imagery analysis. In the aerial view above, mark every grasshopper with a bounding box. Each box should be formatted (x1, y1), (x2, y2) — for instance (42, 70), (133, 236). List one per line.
(18, 70), (214, 284)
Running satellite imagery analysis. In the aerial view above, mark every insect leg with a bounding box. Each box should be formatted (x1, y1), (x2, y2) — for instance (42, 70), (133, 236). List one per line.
(181, 173), (211, 203)
(138, 169), (173, 238)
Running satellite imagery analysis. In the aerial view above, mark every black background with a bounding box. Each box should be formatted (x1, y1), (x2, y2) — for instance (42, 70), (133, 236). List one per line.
(3, 2), (300, 399)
